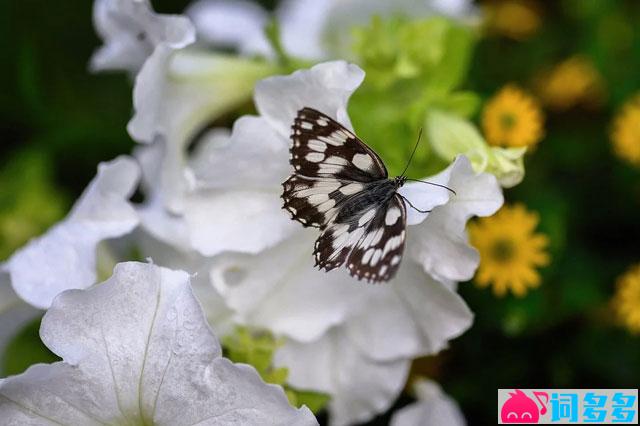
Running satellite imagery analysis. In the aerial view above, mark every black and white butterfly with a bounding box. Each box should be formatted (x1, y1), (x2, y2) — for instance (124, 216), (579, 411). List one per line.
(281, 107), (454, 283)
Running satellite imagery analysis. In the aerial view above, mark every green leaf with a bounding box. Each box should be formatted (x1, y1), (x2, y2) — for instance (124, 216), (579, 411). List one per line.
(285, 387), (331, 414)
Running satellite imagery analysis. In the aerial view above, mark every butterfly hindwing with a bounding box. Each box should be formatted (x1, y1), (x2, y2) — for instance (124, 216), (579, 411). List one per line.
(346, 194), (407, 282)
(290, 107), (388, 183)
(313, 212), (369, 272)
(312, 191), (406, 283)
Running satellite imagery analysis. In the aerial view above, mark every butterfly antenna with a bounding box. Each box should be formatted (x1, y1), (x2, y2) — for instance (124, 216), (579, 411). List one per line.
(399, 194), (431, 214)
(404, 178), (457, 195)
(400, 127), (423, 177)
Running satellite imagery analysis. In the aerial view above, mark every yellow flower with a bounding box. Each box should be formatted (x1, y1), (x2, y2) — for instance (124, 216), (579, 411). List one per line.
(612, 264), (640, 334)
(469, 203), (550, 297)
(482, 84), (545, 148)
(611, 94), (640, 167)
(537, 56), (606, 111)
(484, 0), (541, 41)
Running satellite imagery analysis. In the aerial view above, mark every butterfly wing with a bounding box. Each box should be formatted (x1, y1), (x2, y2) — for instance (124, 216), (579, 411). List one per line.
(282, 175), (368, 228)
(346, 194), (407, 282)
(290, 107), (388, 181)
(313, 193), (407, 283)
(282, 107), (388, 229)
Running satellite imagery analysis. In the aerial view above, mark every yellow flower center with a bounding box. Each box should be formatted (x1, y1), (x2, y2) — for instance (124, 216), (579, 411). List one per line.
(490, 238), (517, 263)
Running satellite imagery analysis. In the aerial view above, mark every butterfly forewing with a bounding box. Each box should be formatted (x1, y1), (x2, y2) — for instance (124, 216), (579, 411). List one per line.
(290, 107), (387, 182)
(283, 108), (388, 229)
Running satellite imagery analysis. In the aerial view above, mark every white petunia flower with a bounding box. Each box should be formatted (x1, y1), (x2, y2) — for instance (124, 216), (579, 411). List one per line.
(3, 157), (140, 309)
(390, 379), (466, 426)
(128, 48), (276, 214)
(0, 262), (317, 425)
(90, 0), (195, 74)
(187, 61), (502, 424)
(187, 0), (478, 60)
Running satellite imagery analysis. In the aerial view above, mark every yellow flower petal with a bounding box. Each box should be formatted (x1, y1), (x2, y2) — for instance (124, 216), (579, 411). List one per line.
(482, 84), (544, 148)
(612, 264), (640, 334)
(469, 203), (550, 297)
(611, 94), (640, 167)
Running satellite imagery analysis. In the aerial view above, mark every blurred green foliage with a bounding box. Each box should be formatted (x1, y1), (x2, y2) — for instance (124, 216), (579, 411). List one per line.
(0, 150), (68, 259)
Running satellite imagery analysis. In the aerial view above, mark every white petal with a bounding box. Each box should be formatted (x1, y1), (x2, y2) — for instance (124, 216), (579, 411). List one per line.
(130, 228), (237, 336)
(128, 49), (274, 212)
(254, 61), (365, 138)
(186, 0), (272, 56)
(189, 116), (289, 189)
(344, 259), (473, 361)
(184, 189), (296, 257)
(90, 0), (195, 74)
(134, 142), (193, 251)
(207, 232), (366, 342)
(4, 157), (140, 309)
(183, 116), (296, 256)
(276, 329), (410, 426)
(409, 155), (503, 282)
(391, 379), (466, 426)
(277, 0), (333, 60)
(0, 262), (317, 425)
(398, 160), (459, 226)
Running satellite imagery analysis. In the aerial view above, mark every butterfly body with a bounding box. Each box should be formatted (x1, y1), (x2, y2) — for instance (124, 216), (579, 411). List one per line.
(282, 107), (409, 283)
(333, 177), (405, 224)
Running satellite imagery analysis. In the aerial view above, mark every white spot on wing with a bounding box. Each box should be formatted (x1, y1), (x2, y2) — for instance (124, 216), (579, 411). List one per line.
(309, 193), (329, 204)
(305, 152), (325, 163)
(325, 156), (349, 166)
(352, 153), (374, 171)
(317, 198), (336, 212)
(307, 139), (327, 152)
(318, 163), (344, 174)
(371, 249), (382, 266)
(300, 121), (313, 130)
(340, 183), (363, 195)
(358, 209), (376, 226)
(385, 207), (401, 225)
(318, 134), (345, 146)
(362, 248), (374, 264)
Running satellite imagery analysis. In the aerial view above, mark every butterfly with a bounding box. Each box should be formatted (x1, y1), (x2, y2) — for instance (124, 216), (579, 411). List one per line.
(281, 107), (454, 283)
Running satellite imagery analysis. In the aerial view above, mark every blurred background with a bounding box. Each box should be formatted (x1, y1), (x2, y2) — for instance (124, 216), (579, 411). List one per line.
(1, 0), (639, 424)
